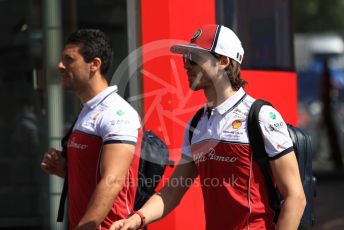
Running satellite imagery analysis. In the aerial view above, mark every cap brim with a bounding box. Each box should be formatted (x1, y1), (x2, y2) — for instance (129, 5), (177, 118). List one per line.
(170, 44), (209, 54)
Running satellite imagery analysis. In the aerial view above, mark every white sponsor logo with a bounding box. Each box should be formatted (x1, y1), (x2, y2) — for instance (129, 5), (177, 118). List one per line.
(269, 122), (285, 131)
(193, 148), (238, 164)
(68, 137), (88, 150)
(110, 119), (130, 126)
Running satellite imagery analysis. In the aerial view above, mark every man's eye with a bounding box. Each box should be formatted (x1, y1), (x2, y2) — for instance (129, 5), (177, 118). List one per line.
(64, 56), (73, 63)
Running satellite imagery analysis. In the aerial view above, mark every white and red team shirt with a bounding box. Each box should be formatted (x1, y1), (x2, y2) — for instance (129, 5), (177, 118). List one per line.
(182, 88), (294, 230)
(66, 86), (141, 230)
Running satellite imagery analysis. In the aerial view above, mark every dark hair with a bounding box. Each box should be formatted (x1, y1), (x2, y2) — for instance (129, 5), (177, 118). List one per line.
(212, 54), (247, 90)
(225, 59), (247, 91)
(66, 29), (113, 76)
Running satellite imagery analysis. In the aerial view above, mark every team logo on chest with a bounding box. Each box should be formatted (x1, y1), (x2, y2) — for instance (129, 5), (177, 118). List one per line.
(83, 112), (100, 128)
(92, 112), (100, 120)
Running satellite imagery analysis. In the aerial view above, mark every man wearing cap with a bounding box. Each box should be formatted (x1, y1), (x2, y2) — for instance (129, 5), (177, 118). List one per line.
(110, 24), (306, 230)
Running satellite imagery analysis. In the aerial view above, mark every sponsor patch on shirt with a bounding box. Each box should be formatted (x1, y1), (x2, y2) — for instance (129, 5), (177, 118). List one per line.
(269, 112), (277, 120)
(116, 110), (125, 116)
(231, 120), (242, 129)
(68, 137), (88, 150)
(268, 122), (285, 131)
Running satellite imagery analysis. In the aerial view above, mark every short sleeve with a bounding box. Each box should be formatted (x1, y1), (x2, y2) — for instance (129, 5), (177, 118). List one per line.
(258, 105), (294, 159)
(98, 107), (141, 145)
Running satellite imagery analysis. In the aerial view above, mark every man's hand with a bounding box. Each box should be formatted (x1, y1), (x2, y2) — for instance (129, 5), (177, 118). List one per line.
(109, 214), (141, 230)
(41, 148), (66, 178)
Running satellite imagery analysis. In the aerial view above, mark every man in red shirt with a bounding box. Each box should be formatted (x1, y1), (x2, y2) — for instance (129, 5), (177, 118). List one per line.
(41, 29), (141, 230)
(110, 24), (306, 230)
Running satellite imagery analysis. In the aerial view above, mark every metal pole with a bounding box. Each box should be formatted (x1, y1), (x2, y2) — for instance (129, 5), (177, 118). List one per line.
(124, 0), (142, 115)
(43, 0), (65, 229)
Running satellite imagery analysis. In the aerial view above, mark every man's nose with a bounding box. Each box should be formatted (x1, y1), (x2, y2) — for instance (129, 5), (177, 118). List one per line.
(58, 61), (65, 70)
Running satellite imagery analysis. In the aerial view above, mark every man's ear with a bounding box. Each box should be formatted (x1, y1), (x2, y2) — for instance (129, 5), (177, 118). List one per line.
(90, 57), (102, 72)
(219, 56), (230, 70)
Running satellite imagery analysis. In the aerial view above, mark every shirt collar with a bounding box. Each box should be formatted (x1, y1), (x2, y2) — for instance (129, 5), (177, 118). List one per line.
(84, 85), (118, 110)
(212, 87), (246, 115)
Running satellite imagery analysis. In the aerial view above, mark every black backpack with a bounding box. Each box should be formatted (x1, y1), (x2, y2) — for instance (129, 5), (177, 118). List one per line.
(57, 129), (172, 222)
(188, 100), (316, 229)
(247, 99), (316, 229)
(134, 130), (173, 210)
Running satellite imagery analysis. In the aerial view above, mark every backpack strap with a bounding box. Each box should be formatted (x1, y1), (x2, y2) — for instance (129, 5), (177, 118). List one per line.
(57, 176), (68, 222)
(57, 118), (77, 222)
(188, 107), (204, 144)
(247, 99), (280, 222)
(247, 99), (272, 158)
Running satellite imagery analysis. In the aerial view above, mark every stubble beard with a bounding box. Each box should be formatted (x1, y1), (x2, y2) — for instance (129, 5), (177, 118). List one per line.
(190, 72), (204, 91)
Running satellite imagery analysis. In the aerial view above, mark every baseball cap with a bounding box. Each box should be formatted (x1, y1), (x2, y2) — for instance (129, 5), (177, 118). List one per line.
(171, 24), (244, 64)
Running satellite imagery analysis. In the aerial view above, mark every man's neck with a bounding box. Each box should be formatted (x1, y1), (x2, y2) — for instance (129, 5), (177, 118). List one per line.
(204, 82), (237, 108)
(78, 76), (109, 104)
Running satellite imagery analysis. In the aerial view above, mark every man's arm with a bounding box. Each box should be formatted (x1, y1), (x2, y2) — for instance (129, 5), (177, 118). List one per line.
(110, 158), (198, 230)
(75, 143), (135, 230)
(269, 151), (306, 230)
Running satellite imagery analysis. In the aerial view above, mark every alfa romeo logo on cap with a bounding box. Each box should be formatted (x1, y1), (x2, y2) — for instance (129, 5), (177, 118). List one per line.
(191, 29), (202, 42)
